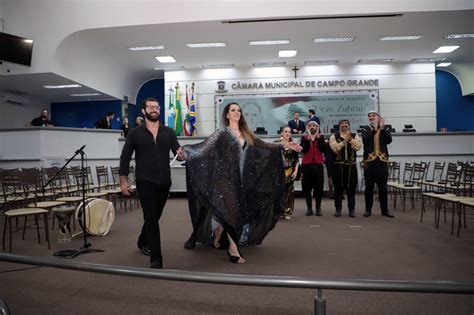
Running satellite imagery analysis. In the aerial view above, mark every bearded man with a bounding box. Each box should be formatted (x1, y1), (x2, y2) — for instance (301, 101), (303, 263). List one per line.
(119, 97), (182, 268)
(361, 111), (394, 218)
(329, 119), (362, 217)
(300, 121), (327, 216)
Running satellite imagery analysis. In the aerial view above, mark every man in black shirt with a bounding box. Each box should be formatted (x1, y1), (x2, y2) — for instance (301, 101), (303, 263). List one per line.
(119, 97), (181, 269)
(27, 109), (53, 127)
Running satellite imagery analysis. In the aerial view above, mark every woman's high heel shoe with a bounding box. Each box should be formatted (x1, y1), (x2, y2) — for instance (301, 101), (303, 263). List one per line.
(227, 249), (246, 264)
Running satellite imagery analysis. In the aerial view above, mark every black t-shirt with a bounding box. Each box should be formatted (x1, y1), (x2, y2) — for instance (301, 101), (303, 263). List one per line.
(119, 123), (180, 185)
(30, 117), (52, 126)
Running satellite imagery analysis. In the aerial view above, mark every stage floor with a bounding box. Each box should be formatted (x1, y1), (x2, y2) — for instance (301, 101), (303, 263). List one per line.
(1, 195), (473, 314)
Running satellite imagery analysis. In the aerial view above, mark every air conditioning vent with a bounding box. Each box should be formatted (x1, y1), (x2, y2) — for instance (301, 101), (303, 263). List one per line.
(0, 93), (28, 105)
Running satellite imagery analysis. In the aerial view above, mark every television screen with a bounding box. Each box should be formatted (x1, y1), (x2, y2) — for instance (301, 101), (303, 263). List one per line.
(0, 32), (34, 66)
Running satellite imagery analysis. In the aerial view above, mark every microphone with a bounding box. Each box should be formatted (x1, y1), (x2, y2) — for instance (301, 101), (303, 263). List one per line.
(75, 145), (86, 154)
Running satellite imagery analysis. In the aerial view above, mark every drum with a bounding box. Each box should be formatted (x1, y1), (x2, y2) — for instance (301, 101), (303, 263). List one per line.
(75, 198), (115, 236)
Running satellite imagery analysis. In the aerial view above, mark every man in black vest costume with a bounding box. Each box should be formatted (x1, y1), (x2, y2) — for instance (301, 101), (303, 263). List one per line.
(361, 111), (395, 218)
(329, 119), (362, 217)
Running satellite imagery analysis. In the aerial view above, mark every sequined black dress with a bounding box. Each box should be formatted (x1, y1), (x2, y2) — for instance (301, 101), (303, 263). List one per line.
(183, 128), (285, 246)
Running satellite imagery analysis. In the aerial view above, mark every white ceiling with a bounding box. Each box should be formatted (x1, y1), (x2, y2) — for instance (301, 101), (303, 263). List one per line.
(1, 9), (473, 103)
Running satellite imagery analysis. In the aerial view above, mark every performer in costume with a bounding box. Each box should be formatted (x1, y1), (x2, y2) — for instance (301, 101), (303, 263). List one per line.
(329, 119), (362, 217)
(276, 126), (300, 220)
(178, 102), (301, 263)
(361, 111), (395, 218)
(300, 121), (328, 216)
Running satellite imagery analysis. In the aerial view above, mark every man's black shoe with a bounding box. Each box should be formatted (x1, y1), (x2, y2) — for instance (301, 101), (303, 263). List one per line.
(349, 211), (356, 218)
(184, 235), (196, 250)
(315, 209), (322, 216)
(138, 244), (151, 256)
(363, 211), (371, 217)
(150, 260), (162, 269)
(305, 209), (313, 216)
(334, 209), (341, 217)
(382, 211), (395, 218)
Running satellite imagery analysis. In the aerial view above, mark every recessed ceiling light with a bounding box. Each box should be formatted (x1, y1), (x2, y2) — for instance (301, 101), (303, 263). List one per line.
(304, 60), (339, 65)
(378, 35), (423, 41)
(436, 62), (452, 67)
(202, 64), (235, 69)
(249, 39), (290, 46)
(70, 93), (102, 97)
(128, 45), (166, 51)
(314, 37), (354, 43)
(357, 58), (394, 63)
(411, 57), (446, 63)
(43, 84), (82, 89)
(278, 50), (297, 57)
(445, 33), (474, 39)
(185, 42), (226, 48)
(433, 46), (460, 53)
(155, 56), (176, 63)
(252, 61), (287, 67)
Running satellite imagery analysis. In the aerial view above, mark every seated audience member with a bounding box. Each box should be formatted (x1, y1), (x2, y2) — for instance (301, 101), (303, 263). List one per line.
(121, 117), (130, 137)
(135, 116), (144, 127)
(288, 112), (306, 134)
(26, 109), (54, 127)
(94, 112), (115, 129)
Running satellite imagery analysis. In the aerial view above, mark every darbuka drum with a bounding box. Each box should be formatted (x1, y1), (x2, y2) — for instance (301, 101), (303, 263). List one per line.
(75, 198), (115, 236)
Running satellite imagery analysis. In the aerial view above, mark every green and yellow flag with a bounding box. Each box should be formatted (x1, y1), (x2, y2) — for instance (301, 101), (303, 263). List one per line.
(173, 83), (183, 135)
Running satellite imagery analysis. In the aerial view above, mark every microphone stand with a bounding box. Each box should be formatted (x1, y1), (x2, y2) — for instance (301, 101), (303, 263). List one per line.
(47, 145), (104, 258)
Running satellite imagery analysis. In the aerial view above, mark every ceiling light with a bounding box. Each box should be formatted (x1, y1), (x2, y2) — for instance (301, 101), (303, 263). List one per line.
(202, 64), (235, 69)
(128, 45), (166, 51)
(314, 37), (354, 43)
(411, 57), (446, 63)
(252, 61), (286, 67)
(445, 33), (474, 39)
(433, 46), (460, 53)
(23, 39), (34, 44)
(357, 58), (393, 63)
(70, 93), (102, 97)
(436, 63), (452, 67)
(278, 50), (297, 57)
(185, 42), (226, 48)
(378, 35), (422, 41)
(43, 84), (82, 89)
(249, 39), (290, 46)
(155, 56), (176, 63)
(304, 60), (339, 65)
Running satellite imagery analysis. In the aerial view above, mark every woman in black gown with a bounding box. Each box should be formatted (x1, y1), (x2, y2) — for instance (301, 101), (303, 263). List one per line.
(178, 102), (301, 263)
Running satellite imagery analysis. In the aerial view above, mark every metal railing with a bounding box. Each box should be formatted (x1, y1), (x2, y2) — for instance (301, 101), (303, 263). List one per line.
(1, 253), (473, 314)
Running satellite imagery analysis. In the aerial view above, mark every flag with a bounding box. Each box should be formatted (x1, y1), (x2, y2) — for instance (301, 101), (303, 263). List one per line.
(167, 85), (175, 128)
(173, 83), (183, 135)
(189, 83), (197, 136)
(183, 85), (191, 136)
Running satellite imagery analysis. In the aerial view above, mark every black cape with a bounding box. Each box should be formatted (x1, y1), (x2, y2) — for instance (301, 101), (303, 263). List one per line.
(184, 128), (285, 246)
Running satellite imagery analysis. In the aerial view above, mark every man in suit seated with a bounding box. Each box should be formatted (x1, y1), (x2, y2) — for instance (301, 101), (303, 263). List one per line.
(94, 112), (115, 129)
(287, 112), (306, 134)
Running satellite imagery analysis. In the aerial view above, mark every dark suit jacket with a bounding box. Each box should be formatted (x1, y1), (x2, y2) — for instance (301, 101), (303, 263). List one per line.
(287, 119), (306, 134)
(309, 115), (320, 124)
(94, 117), (111, 129)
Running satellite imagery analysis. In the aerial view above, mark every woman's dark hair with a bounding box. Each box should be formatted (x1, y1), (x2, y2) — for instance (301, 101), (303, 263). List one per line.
(221, 102), (255, 146)
(141, 97), (159, 110)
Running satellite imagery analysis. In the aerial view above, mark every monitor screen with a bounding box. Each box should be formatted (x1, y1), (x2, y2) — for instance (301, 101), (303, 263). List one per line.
(0, 32), (34, 66)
